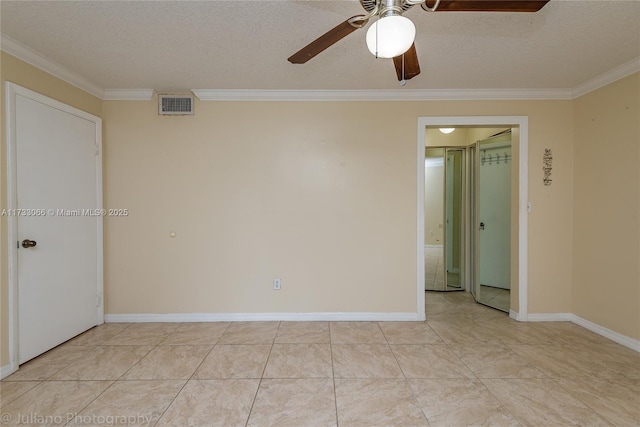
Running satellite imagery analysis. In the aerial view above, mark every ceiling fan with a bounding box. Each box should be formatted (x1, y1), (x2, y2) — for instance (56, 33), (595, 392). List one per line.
(288, 0), (550, 83)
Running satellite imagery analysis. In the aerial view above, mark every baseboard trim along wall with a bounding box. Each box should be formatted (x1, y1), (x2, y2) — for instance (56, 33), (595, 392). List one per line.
(571, 314), (640, 352)
(103, 311), (639, 353)
(105, 312), (422, 323)
(527, 312), (640, 352)
(526, 313), (574, 322)
(1, 362), (17, 380)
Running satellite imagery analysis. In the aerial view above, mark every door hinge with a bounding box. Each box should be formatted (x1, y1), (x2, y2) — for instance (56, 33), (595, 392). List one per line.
(96, 295), (102, 307)
(95, 145), (100, 156)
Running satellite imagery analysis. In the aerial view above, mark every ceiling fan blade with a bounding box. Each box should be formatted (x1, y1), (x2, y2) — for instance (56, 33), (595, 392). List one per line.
(393, 44), (421, 81)
(288, 16), (364, 64)
(428, 0), (550, 12)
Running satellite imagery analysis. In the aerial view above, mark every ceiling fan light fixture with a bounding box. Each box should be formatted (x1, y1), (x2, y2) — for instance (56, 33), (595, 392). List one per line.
(366, 15), (415, 59)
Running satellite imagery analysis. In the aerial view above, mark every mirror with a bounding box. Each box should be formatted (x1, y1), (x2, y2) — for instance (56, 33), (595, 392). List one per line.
(424, 147), (464, 291)
(446, 149), (464, 289)
(425, 148), (445, 291)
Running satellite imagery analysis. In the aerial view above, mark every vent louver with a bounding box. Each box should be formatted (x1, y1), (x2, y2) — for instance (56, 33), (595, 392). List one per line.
(158, 94), (194, 115)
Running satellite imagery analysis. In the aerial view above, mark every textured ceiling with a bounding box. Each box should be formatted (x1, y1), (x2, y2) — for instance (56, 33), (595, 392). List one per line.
(1, 0), (639, 92)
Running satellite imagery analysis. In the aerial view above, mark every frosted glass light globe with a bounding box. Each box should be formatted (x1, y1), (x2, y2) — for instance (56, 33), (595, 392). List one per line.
(366, 15), (416, 59)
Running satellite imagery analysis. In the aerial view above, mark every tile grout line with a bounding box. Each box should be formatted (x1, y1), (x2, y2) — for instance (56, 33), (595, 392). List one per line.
(153, 322), (232, 426)
(448, 343), (527, 426)
(379, 322), (431, 426)
(3, 325), (133, 422)
(60, 378), (118, 427)
(328, 322), (340, 427)
(83, 325), (179, 425)
(547, 377), (621, 426)
(0, 380), (43, 411)
(243, 321), (280, 427)
(6, 302), (639, 426)
(477, 377), (540, 427)
(59, 323), (154, 426)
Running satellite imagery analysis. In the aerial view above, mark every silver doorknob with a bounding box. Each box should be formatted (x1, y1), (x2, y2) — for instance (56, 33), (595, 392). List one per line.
(21, 239), (37, 248)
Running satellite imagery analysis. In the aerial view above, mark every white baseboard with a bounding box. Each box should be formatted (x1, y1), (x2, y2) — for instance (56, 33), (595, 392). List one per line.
(525, 312), (639, 353)
(571, 314), (640, 352)
(104, 310), (639, 353)
(527, 313), (573, 322)
(105, 312), (422, 323)
(1, 362), (17, 380)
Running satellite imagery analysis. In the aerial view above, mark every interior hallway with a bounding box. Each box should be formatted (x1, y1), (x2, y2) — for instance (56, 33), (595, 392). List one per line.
(1, 292), (638, 426)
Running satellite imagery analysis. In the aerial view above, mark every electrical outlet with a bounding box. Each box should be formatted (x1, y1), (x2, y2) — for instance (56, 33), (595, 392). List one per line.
(273, 278), (281, 290)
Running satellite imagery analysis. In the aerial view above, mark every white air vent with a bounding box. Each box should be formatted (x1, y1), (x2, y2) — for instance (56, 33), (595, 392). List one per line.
(158, 94), (194, 115)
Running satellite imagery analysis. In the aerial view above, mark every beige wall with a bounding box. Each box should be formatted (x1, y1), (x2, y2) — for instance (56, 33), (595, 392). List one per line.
(573, 73), (640, 340)
(10, 52), (638, 368)
(103, 100), (419, 314)
(0, 52), (103, 366)
(103, 98), (575, 318)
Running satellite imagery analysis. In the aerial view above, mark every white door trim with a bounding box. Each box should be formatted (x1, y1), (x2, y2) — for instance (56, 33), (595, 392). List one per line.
(4, 82), (103, 377)
(417, 116), (528, 321)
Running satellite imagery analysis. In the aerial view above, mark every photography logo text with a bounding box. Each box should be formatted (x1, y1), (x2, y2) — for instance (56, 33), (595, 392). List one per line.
(1, 412), (151, 425)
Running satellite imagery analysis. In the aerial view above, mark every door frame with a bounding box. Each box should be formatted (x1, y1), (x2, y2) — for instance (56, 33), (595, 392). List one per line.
(417, 116), (528, 321)
(4, 82), (104, 376)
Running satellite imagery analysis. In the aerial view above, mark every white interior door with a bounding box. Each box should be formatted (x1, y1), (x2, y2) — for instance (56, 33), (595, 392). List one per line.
(479, 140), (511, 290)
(9, 84), (103, 364)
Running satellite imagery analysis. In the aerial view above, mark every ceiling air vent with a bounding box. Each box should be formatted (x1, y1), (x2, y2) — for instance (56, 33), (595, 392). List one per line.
(158, 94), (194, 115)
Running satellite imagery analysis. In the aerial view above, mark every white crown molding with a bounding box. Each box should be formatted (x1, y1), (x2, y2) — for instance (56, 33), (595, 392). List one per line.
(105, 311), (421, 323)
(1, 33), (104, 99)
(572, 57), (640, 99)
(192, 88), (574, 102)
(103, 89), (154, 101)
(2, 31), (637, 102)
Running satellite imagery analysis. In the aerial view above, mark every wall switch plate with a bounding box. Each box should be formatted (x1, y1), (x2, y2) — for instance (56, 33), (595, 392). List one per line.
(273, 278), (281, 290)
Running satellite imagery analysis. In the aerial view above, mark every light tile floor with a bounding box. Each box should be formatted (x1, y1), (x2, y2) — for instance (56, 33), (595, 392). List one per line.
(1, 292), (639, 426)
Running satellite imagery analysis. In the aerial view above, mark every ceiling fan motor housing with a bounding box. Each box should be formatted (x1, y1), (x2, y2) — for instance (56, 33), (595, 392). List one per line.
(379, 0), (408, 17)
(360, 0), (414, 14)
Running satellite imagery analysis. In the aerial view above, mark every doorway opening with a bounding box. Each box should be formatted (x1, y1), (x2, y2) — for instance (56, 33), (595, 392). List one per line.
(416, 117), (529, 321)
